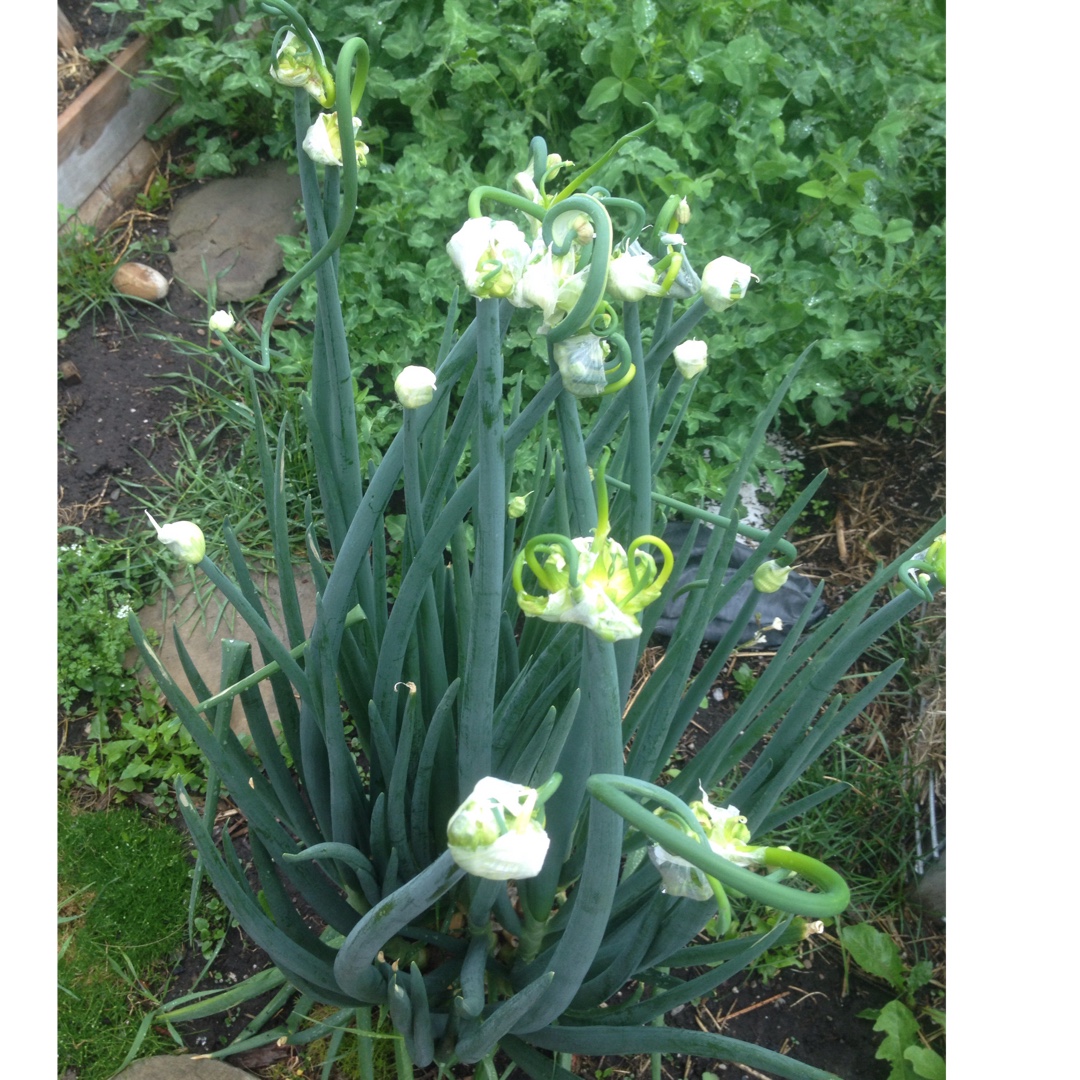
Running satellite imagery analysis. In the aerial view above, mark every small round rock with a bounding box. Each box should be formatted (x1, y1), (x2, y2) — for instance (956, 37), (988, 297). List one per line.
(113, 262), (170, 301)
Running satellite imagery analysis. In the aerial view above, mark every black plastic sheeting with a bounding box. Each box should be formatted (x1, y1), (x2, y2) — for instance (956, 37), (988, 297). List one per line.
(651, 521), (828, 646)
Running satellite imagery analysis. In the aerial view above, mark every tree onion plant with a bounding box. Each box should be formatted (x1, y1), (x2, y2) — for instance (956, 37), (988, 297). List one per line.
(129, 4), (945, 1078)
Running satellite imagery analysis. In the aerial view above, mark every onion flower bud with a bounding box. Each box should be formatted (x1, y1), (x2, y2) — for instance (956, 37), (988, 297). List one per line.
(302, 112), (368, 168)
(269, 30), (331, 107)
(753, 559), (792, 593)
(508, 494), (530, 519)
(146, 511), (205, 565)
(673, 338), (708, 379)
(552, 334), (609, 397)
(208, 310), (235, 334)
(925, 533), (946, 586)
(447, 217), (532, 300)
(648, 791), (767, 898)
(447, 777), (551, 880)
(394, 365), (437, 409)
(514, 533), (672, 643)
(606, 242), (664, 303)
(701, 256), (756, 312)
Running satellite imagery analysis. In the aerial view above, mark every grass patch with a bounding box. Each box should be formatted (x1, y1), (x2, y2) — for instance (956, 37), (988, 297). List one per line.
(58, 794), (195, 1080)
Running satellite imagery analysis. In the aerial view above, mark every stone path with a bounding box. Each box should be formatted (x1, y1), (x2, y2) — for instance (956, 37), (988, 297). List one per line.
(168, 159), (302, 301)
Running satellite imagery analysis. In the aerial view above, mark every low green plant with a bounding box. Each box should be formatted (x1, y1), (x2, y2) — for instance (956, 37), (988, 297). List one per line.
(58, 796), (193, 1080)
(128, 7), (945, 1078)
(97, 0), (943, 497)
(839, 922), (944, 1080)
(57, 532), (150, 711)
(57, 212), (128, 339)
(57, 531), (212, 803)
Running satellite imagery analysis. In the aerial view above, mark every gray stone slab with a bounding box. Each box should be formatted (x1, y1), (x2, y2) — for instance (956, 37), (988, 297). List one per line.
(169, 159), (302, 301)
(114, 1056), (254, 1079)
(132, 565), (319, 739)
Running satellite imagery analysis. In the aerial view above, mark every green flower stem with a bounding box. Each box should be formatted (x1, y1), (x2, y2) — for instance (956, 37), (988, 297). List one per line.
(603, 475), (799, 565)
(544, 195), (612, 343)
(192, 604), (367, 714)
(586, 775), (850, 919)
(458, 297), (505, 797)
(514, 632), (625, 1033)
(552, 358), (597, 536)
(467, 186), (546, 221)
(226, 35), (370, 374)
(333, 850), (465, 1003)
(551, 105), (657, 205)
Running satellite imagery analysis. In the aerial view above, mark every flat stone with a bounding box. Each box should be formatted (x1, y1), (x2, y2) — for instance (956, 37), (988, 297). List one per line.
(912, 851), (945, 919)
(132, 564), (319, 739)
(114, 1055), (255, 1079)
(168, 159), (302, 301)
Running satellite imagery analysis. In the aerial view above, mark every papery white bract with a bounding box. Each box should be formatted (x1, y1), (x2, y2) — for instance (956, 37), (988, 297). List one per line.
(701, 256), (755, 312)
(447, 777), (550, 880)
(648, 844), (716, 901)
(302, 112), (368, 167)
(270, 30), (329, 105)
(673, 338), (708, 379)
(446, 217), (532, 300)
(145, 511), (205, 565)
(552, 334), (610, 397)
(606, 243), (663, 303)
(394, 365), (437, 409)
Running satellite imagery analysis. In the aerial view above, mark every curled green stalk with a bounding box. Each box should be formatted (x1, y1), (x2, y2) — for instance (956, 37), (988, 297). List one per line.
(514, 534), (582, 594)
(543, 194), (612, 343)
(467, 186), (547, 222)
(595, 195), (648, 247)
(224, 31), (371, 373)
(600, 332), (635, 394)
(586, 774), (851, 919)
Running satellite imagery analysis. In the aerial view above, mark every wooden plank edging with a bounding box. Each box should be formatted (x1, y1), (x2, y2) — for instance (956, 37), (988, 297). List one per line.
(57, 35), (175, 213)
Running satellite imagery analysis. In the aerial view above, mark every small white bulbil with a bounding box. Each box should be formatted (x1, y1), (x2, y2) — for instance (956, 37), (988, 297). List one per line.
(446, 217), (532, 300)
(270, 30), (329, 104)
(302, 112), (368, 167)
(700, 256), (755, 312)
(447, 777), (551, 880)
(208, 310), (235, 334)
(606, 245), (662, 303)
(394, 365), (438, 409)
(145, 511), (205, 565)
(673, 338), (708, 379)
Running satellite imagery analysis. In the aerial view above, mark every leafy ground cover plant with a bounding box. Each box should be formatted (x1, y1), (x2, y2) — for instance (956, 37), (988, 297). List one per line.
(840, 922), (945, 1079)
(58, 531), (212, 804)
(126, 6), (945, 1077)
(95, 0), (943, 502)
(58, 796), (201, 1080)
